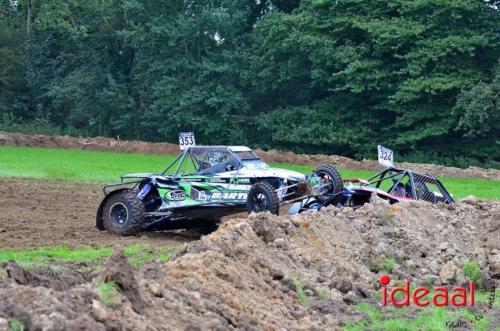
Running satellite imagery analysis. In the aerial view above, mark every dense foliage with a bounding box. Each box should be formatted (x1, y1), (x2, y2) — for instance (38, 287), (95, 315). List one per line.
(1, 0), (499, 167)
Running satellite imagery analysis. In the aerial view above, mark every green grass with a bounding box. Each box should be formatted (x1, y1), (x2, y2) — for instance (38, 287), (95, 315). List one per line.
(369, 257), (397, 274)
(8, 319), (24, 331)
(0, 145), (498, 199)
(0, 244), (182, 269)
(97, 281), (120, 305)
(291, 276), (309, 304)
(345, 298), (495, 331)
(0, 145), (175, 182)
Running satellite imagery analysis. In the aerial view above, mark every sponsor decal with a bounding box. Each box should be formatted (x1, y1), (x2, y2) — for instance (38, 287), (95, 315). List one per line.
(187, 178), (204, 182)
(195, 190), (208, 201)
(211, 192), (247, 200)
(166, 190), (186, 201)
(209, 177), (227, 183)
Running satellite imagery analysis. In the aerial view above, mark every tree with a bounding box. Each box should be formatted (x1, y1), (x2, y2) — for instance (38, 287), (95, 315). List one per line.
(0, 0), (498, 167)
(454, 61), (499, 139)
(0, 0), (28, 116)
(245, 0), (500, 163)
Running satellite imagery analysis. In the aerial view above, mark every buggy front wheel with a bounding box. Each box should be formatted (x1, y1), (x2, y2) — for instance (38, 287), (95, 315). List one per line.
(101, 190), (145, 236)
(314, 165), (343, 195)
(246, 182), (279, 215)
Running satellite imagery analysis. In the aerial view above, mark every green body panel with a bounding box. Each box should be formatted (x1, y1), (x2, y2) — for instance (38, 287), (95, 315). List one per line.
(157, 176), (252, 208)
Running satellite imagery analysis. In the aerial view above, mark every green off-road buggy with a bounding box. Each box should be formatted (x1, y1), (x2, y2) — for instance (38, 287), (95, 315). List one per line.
(96, 146), (343, 235)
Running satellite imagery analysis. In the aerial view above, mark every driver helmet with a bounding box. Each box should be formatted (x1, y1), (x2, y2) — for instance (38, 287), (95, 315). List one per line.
(208, 151), (224, 167)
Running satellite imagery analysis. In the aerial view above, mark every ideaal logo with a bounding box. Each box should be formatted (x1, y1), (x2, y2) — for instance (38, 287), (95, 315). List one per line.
(379, 275), (496, 329)
(379, 275), (475, 307)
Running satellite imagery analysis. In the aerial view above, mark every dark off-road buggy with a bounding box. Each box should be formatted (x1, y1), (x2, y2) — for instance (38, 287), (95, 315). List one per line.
(96, 146), (344, 235)
(289, 167), (454, 214)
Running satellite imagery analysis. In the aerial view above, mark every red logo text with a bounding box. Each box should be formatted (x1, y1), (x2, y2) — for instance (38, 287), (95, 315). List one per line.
(380, 275), (475, 307)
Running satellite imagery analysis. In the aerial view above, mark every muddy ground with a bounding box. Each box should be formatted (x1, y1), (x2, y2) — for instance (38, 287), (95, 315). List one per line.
(0, 178), (198, 249)
(1, 131), (499, 180)
(0, 197), (498, 330)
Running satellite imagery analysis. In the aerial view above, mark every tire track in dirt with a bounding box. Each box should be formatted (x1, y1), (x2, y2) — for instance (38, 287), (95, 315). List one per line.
(0, 178), (198, 249)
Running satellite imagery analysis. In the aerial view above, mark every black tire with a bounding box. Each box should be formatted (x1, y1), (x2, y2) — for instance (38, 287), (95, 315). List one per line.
(247, 182), (279, 215)
(314, 165), (343, 195)
(101, 190), (145, 236)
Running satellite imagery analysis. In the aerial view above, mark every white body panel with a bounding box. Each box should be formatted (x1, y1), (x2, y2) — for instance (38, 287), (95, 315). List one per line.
(214, 161), (306, 181)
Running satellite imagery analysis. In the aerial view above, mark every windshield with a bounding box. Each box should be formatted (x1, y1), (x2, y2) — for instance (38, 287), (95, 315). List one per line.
(235, 150), (260, 160)
(190, 148), (241, 175)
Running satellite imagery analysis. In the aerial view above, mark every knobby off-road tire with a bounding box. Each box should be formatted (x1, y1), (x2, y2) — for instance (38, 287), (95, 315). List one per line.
(101, 190), (145, 236)
(314, 165), (344, 195)
(247, 182), (280, 215)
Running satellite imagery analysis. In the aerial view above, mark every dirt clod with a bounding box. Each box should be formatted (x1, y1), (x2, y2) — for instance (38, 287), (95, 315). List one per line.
(0, 318), (8, 331)
(99, 246), (144, 314)
(5, 261), (34, 285)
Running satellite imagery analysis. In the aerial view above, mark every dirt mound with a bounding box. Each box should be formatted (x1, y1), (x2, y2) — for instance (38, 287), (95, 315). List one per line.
(1, 131), (499, 180)
(0, 131), (180, 155)
(1, 198), (498, 330)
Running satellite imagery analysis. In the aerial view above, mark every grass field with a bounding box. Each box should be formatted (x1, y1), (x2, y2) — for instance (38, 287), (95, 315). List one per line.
(0, 244), (181, 269)
(0, 145), (498, 199)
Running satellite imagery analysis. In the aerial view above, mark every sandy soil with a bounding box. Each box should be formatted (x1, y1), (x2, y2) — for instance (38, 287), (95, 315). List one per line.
(0, 178), (198, 249)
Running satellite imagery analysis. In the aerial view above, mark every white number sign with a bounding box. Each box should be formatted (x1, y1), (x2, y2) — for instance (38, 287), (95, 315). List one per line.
(179, 132), (196, 150)
(378, 145), (394, 168)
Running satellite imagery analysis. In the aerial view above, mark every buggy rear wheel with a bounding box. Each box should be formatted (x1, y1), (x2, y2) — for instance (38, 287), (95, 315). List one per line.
(314, 165), (343, 195)
(247, 182), (279, 215)
(101, 190), (145, 236)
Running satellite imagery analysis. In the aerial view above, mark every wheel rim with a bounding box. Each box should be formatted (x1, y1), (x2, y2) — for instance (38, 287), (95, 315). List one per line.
(251, 192), (269, 212)
(109, 202), (129, 227)
(316, 171), (333, 194)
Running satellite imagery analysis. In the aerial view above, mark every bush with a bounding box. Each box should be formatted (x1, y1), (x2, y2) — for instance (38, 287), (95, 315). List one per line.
(0, 113), (92, 138)
(462, 261), (481, 283)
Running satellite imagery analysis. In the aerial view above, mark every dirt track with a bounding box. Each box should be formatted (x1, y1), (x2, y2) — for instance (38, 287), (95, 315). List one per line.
(1, 131), (499, 180)
(0, 178), (199, 249)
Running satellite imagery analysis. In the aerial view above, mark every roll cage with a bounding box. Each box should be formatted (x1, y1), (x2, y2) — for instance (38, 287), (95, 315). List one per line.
(360, 167), (454, 204)
(161, 146), (260, 177)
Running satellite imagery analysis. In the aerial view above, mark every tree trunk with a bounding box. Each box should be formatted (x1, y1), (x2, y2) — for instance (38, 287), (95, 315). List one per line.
(27, 0), (32, 39)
